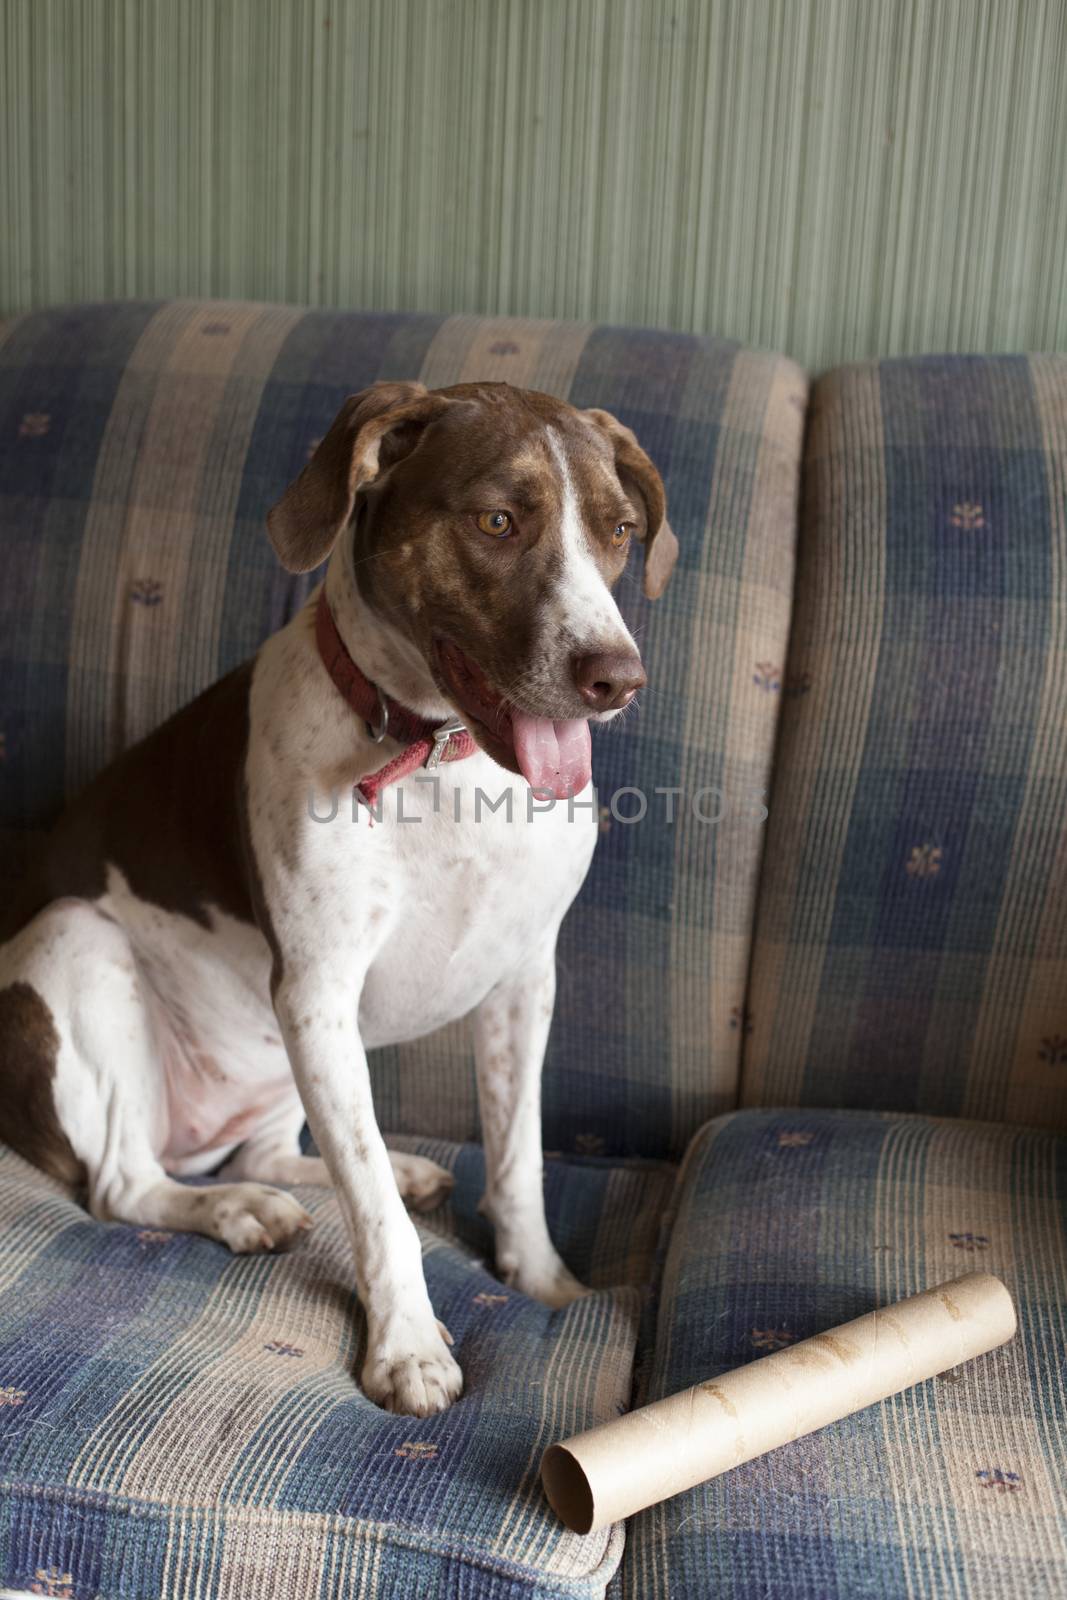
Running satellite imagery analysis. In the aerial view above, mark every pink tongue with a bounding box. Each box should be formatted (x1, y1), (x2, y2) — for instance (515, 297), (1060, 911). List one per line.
(510, 713), (592, 799)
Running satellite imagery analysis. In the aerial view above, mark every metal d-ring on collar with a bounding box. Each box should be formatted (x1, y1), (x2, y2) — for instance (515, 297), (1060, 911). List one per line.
(365, 683), (390, 744)
(364, 683), (466, 768)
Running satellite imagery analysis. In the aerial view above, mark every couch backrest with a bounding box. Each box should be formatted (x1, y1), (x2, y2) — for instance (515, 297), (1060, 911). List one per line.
(743, 356), (1067, 1133)
(0, 301), (804, 1161)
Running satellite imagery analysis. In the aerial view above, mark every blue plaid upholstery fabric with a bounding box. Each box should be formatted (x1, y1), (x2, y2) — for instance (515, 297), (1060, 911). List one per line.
(0, 300), (805, 1163)
(6, 304), (1066, 1600)
(618, 1109), (1067, 1600)
(0, 1137), (675, 1598)
(743, 357), (1067, 1130)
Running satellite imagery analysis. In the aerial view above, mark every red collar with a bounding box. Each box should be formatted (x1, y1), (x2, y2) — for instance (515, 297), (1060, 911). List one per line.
(315, 589), (478, 807)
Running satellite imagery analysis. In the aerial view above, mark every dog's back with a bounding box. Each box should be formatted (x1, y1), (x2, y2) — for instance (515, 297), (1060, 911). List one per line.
(2, 662), (257, 948)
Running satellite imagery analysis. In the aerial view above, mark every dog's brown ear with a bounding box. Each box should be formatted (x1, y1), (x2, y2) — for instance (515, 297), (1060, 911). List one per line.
(582, 408), (678, 599)
(267, 381), (451, 573)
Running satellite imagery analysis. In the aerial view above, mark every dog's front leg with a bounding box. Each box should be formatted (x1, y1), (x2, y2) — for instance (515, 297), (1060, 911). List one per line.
(474, 940), (589, 1307)
(274, 970), (462, 1415)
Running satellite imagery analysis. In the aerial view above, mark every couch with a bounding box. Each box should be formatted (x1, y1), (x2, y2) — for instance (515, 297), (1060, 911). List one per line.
(0, 301), (1063, 1599)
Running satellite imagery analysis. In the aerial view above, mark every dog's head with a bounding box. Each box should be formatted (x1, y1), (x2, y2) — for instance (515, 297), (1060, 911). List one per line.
(267, 380), (677, 797)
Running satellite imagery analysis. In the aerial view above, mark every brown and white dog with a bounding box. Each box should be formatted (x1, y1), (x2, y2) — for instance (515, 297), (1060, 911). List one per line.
(0, 381), (675, 1416)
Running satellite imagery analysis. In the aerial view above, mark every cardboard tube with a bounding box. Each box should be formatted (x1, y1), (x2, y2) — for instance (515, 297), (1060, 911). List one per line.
(542, 1272), (1016, 1533)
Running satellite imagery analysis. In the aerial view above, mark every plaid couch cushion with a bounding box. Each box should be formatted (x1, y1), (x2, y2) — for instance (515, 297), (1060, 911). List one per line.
(743, 357), (1067, 1129)
(0, 1138), (675, 1599)
(618, 1109), (1067, 1600)
(0, 300), (805, 1162)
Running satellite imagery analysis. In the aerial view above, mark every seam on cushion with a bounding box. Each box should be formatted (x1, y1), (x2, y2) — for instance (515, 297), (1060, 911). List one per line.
(626, 1111), (739, 1411)
(736, 369), (815, 1109)
(693, 353), (809, 1129)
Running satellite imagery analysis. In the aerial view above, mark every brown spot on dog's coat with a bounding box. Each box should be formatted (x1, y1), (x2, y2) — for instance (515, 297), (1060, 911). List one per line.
(0, 982), (83, 1185)
(3, 663), (257, 944)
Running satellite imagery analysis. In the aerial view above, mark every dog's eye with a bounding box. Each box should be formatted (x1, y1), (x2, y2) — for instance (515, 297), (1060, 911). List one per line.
(476, 510), (513, 538)
(612, 522), (632, 548)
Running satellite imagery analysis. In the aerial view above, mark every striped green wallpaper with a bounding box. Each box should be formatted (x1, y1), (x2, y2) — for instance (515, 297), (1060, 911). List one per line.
(2, 0), (1066, 372)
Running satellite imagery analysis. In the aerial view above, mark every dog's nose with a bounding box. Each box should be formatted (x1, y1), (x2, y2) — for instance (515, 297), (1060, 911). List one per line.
(572, 650), (647, 711)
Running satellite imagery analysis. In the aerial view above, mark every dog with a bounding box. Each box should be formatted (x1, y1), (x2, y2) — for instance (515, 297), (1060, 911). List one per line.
(0, 380), (676, 1416)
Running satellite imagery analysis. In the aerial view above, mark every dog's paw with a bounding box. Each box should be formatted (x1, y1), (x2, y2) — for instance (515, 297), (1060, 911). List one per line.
(205, 1183), (314, 1254)
(498, 1246), (592, 1308)
(362, 1322), (463, 1416)
(389, 1152), (455, 1213)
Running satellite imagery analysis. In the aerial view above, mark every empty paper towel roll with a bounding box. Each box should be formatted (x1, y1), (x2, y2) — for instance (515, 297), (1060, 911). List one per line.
(542, 1271), (1016, 1533)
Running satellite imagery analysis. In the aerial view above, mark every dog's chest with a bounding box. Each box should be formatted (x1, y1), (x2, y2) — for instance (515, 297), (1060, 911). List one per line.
(348, 765), (597, 1045)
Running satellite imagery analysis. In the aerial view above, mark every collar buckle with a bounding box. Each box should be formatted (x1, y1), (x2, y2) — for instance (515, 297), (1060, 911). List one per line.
(365, 684), (390, 744)
(425, 716), (468, 770)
